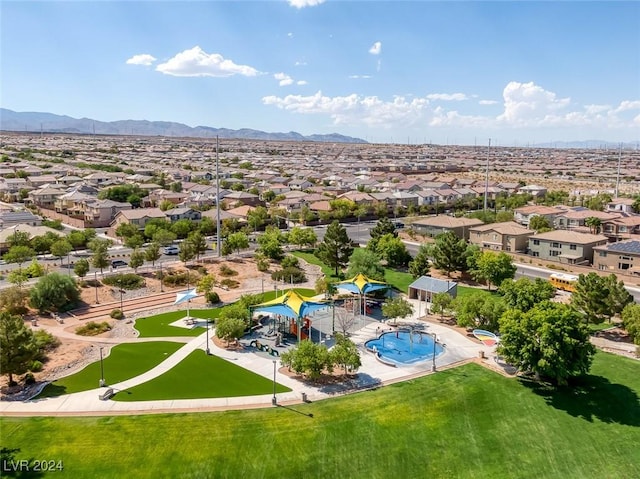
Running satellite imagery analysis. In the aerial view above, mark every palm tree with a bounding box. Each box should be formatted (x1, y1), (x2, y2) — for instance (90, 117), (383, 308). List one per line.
(585, 216), (602, 234)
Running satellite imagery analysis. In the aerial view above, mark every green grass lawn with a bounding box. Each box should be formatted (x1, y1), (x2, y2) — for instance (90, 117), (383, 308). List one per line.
(37, 342), (183, 398)
(292, 249), (339, 279)
(456, 284), (498, 299)
(114, 350), (291, 401)
(7, 352), (639, 478)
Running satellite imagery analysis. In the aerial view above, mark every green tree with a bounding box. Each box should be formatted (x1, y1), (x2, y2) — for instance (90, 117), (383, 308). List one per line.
(257, 227), (286, 260)
(98, 184), (144, 203)
(3, 245), (35, 268)
(345, 248), (385, 281)
(7, 230), (31, 248)
(528, 215), (553, 233)
(215, 316), (246, 344)
(186, 231), (208, 260)
(178, 241), (196, 264)
(89, 239), (110, 273)
(287, 226), (317, 249)
(115, 222), (139, 241)
(0, 312), (38, 385)
(280, 340), (331, 380)
(571, 273), (631, 325)
(382, 296), (414, 325)
(408, 245), (430, 279)
(469, 251), (516, 290)
(584, 216), (602, 234)
(24, 259), (45, 279)
(430, 292), (453, 319)
(367, 217), (397, 253)
(374, 233), (411, 267)
(197, 274), (217, 295)
(129, 248), (146, 272)
(198, 217), (217, 236)
(225, 232), (250, 255)
(247, 206), (269, 231)
(315, 220), (353, 276)
(124, 234), (145, 250)
(498, 302), (596, 385)
(498, 277), (556, 312)
(329, 333), (361, 375)
(621, 303), (640, 346)
(31, 235), (55, 254)
(29, 272), (80, 313)
(145, 242), (162, 266)
(50, 239), (73, 265)
(0, 286), (29, 315)
(73, 258), (90, 279)
(452, 294), (507, 331)
(171, 219), (194, 239)
(67, 230), (87, 250)
(152, 229), (177, 246)
(430, 231), (469, 277)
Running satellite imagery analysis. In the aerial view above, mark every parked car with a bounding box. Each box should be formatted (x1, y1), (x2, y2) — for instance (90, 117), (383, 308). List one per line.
(111, 259), (128, 268)
(163, 246), (179, 255)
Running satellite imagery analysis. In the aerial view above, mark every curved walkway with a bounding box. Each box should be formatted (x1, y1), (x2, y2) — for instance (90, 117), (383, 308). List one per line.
(1, 299), (489, 416)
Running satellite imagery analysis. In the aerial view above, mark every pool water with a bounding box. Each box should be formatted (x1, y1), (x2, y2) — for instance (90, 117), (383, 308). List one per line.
(365, 330), (444, 366)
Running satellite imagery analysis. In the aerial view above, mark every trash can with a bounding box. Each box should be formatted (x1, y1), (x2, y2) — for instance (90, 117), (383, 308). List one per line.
(31, 319), (38, 327)
(301, 392), (307, 402)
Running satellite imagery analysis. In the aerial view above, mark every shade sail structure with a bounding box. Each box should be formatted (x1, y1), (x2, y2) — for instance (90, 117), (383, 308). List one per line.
(174, 288), (198, 305)
(253, 290), (328, 319)
(335, 273), (388, 295)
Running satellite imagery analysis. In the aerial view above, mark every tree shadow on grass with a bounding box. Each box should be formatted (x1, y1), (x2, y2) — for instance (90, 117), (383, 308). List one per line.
(31, 383), (67, 400)
(0, 447), (45, 478)
(519, 374), (640, 426)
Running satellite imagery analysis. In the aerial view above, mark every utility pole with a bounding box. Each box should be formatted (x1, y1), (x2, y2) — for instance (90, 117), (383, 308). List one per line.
(216, 136), (221, 257)
(484, 138), (491, 212)
(615, 143), (622, 199)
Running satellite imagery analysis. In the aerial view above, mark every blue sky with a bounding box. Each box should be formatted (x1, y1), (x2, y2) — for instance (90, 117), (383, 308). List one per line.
(2, 1), (639, 145)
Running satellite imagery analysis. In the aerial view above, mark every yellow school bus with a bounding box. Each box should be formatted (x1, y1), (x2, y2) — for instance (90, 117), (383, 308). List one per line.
(549, 272), (579, 292)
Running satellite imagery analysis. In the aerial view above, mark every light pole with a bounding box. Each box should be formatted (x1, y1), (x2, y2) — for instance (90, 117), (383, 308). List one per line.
(99, 347), (105, 387)
(159, 262), (164, 292)
(205, 319), (210, 355)
(272, 360), (277, 406)
(94, 271), (99, 304)
(119, 275), (124, 316)
(67, 253), (71, 277)
(431, 332), (437, 372)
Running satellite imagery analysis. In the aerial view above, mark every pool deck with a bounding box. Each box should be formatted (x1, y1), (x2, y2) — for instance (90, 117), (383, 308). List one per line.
(0, 299), (489, 416)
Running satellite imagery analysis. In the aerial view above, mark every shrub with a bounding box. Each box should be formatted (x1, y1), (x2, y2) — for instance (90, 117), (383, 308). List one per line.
(162, 271), (190, 287)
(219, 278), (240, 289)
(33, 329), (60, 361)
(30, 360), (43, 372)
(110, 309), (124, 319)
(280, 255), (300, 269)
(256, 257), (270, 272)
(196, 266), (208, 275)
(24, 372), (36, 385)
(219, 264), (238, 277)
(205, 291), (221, 304)
(102, 273), (145, 290)
(271, 266), (306, 284)
(76, 321), (112, 336)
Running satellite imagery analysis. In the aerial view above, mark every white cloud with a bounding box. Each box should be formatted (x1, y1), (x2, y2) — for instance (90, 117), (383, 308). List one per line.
(156, 46), (260, 77)
(263, 91), (429, 128)
(288, 0), (325, 8)
(369, 41), (382, 55)
(287, 32), (294, 38)
(262, 82), (640, 134)
(498, 81), (571, 125)
(274, 72), (294, 86)
(295, 60), (307, 66)
(427, 93), (468, 101)
(297, 80), (308, 86)
(126, 54), (157, 66)
(349, 75), (372, 79)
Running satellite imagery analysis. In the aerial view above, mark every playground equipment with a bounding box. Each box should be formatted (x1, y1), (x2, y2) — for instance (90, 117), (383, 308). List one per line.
(290, 317), (311, 340)
(472, 329), (499, 347)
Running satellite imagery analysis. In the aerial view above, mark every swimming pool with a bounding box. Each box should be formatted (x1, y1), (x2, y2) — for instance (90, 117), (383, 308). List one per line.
(364, 330), (444, 367)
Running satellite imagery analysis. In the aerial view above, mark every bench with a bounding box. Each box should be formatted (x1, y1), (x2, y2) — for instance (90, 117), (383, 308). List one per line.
(99, 388), (115, 401)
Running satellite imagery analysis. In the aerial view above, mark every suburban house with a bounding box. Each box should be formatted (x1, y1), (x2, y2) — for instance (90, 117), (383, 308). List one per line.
(109, 207), (166, 234)
(554, 209), (620, 231)
(602, 216), (640, 241)
(223, 191), (262, 208)
(82, 199), (132, 228)
(164, 207), (202, 223)
(527, 230), (608, 265)
(468, 221), (534, 252)
(593, 239), (640, 275)
(410, 216), (484, 240)
(26, 187), (65, 209)
(0, 210), (43, 228)
(606, 198), (636, 215)
(514, 205), (564, 227)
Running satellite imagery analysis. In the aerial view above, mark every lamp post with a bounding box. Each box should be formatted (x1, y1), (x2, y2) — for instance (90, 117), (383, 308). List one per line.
(94, 271), (99, 304)
(99, 347), (105, 387)
(119, 275), (124, 316)
(159, 262), (164, 292)
(205, 319), (210, 355)
(272, 360), (277, 406)
(430, 332), (437, 372)
(67, 253), (71, 277)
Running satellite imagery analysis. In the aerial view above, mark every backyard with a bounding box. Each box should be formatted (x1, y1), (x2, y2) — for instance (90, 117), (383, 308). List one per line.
(3, 352), (639, 478)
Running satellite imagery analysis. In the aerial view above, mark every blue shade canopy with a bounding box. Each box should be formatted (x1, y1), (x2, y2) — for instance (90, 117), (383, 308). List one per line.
(336, 273), (388, 295)
(174, 288), (198, 305)
(252, 290), (328, 319)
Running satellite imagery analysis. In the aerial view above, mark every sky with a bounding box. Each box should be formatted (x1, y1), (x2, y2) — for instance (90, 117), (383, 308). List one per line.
(2, 1), (639, 145)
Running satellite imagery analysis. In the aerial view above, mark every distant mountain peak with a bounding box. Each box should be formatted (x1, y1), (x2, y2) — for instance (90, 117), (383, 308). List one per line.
(0, 108), (367, 144)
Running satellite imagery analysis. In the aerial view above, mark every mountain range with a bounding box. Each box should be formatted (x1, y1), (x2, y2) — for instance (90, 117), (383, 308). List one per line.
(0, 108), (367, 144)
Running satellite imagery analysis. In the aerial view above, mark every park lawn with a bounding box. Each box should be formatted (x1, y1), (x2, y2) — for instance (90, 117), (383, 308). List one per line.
(383, 268), (413, 293)
(291, 250), (339, 279)
(7, 352), (639, 478)
(37, 342), (183, 398)
(113, 350), (291, 401)
(456, 285), (498, 299)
